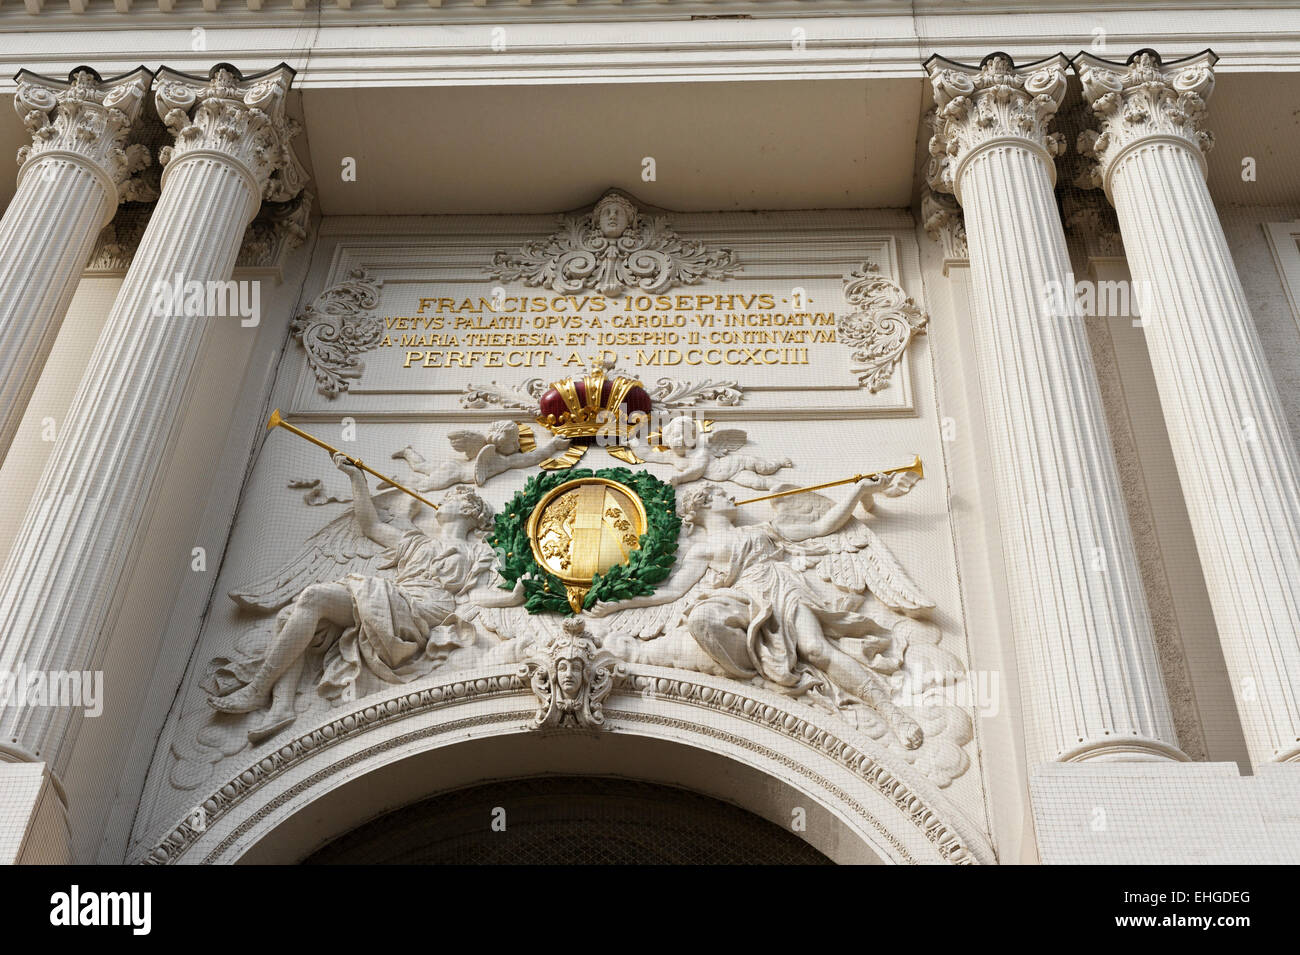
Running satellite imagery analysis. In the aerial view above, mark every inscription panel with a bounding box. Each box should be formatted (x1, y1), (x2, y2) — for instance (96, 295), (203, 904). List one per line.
(288, 207), (928, 418)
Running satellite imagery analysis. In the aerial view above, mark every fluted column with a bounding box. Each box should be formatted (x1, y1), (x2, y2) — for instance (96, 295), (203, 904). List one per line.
(1077, 49), (1300, 765)
(0, 64), (305, 774)
(0, 67), (153, 463)
(927, 53), (1185, 766)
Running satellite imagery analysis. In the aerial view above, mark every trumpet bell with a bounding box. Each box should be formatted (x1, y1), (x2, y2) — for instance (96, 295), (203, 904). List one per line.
(267, 408), (284, 431)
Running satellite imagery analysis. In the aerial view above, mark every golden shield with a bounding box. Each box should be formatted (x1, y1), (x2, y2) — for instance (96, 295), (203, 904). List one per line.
(526, 477), (649, 613)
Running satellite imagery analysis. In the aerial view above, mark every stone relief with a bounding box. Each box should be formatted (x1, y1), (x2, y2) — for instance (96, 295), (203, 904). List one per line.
(839, 264), (930, 392)
(520, 617), (625, 729)
(461, 369), (743, 413)
(171, 409), (972, 795)
(488, 189), (742, 296)
(626, 417), (793, 490)
(290, 268), (384, 397)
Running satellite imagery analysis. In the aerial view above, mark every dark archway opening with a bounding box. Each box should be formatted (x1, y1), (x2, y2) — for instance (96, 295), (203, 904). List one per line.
(304, 775), (832, 865)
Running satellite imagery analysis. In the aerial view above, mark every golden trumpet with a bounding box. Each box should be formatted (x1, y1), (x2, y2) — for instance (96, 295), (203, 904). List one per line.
(735, 455), (923, 507)
(266, 408), (439, 511)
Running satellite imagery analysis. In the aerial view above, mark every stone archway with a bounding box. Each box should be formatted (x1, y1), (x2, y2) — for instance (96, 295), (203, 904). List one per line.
(141, 663), (994, 865)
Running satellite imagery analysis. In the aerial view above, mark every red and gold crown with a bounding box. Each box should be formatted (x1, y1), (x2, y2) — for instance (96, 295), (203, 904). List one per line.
(537, 365), (652, 440)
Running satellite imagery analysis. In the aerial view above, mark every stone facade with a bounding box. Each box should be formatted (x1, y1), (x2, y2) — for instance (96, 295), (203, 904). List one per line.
(0, 4), (1298, 867)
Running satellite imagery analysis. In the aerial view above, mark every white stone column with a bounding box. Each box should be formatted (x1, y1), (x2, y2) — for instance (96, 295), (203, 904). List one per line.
(1077, 49), (1300, 765)
(927, 54), (1185, 766)
(0, 64), (305, 774)
(0, 67), (152, 463)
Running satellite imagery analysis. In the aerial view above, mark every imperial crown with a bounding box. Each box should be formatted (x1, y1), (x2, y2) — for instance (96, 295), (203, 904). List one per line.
(536, 365), (653, 440)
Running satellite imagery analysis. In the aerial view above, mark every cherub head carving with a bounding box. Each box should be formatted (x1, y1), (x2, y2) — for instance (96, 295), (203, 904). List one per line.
(593, 192), (637, 239)
(486, 419), (522, 455)
(661, 415), (703, 454)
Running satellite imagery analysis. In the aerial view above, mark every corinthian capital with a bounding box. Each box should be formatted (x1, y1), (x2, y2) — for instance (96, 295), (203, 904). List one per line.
(920, 186), (968, 262)
(14, 66), (154, 202)
(1074, 49), (1217, 195)
(925, 52), (1070, 199)
(154, 62), (307, 203)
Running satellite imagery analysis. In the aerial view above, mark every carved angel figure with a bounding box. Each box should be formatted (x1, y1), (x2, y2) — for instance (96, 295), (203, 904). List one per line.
(392, 420), (571, 491)
(628, 416), (793, 489)
(592, 471), (932, 749)
(210, 453), (522, 742)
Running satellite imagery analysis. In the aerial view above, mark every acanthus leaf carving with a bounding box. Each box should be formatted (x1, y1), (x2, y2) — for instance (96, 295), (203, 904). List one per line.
(1075, 50), (1217, 196)
(236, 190), (312, 270)
(460, 369), (744, 412)
(291, 268), (384, 397)
(920, 187), (968, 262)
(925, 53), (1069, 197)
(838, 263), (929, 392)
(488, 189), (741, 296)
(15, 66), (154, 203)
(459, 378), (549, 411)
(154, 64), (306, 202)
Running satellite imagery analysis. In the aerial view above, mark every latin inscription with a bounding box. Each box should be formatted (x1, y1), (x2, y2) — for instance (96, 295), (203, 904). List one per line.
(378, 293), (837, 370)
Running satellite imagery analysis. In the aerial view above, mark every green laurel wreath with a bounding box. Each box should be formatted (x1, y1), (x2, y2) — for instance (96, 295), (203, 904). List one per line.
(489, 466), (681, 616)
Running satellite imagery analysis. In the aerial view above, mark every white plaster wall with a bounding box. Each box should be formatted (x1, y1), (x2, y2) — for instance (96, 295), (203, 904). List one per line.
(127, 209), (995, 863)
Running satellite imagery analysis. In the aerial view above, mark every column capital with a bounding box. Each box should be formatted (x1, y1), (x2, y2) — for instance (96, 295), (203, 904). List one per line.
(154, 62), (307, 204)
(13, 65), (154, 203)
(1074, 49), (1218, 198)
(920, 186), (968, 268)
(1062, 191), (1126, 262)
(925, 52), (1070, 201)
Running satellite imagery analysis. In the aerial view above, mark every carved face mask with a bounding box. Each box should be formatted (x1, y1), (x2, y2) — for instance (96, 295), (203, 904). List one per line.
(598, 204), (630, 238)
(557, 656), (584, 698)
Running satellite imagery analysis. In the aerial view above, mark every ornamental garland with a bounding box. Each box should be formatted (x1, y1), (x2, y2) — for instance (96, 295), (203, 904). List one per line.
(490, 466), (681, 616)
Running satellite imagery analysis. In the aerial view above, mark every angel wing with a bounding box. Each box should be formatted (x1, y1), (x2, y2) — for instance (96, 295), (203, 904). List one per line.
(704, 429), (749, 458)
(447, 429), (489, 460)
(474, 601), (571, 647)
(598, 590), (698, 642)
(770, 490), (934, 615)
(228, 487), (406, 613)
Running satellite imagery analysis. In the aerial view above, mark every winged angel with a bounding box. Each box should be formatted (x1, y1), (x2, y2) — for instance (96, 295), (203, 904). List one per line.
(392, 420), (571, 491)
(627, 416), (793, 489)
(207, 453), (525, 742)
(573, 473), (972, 777)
